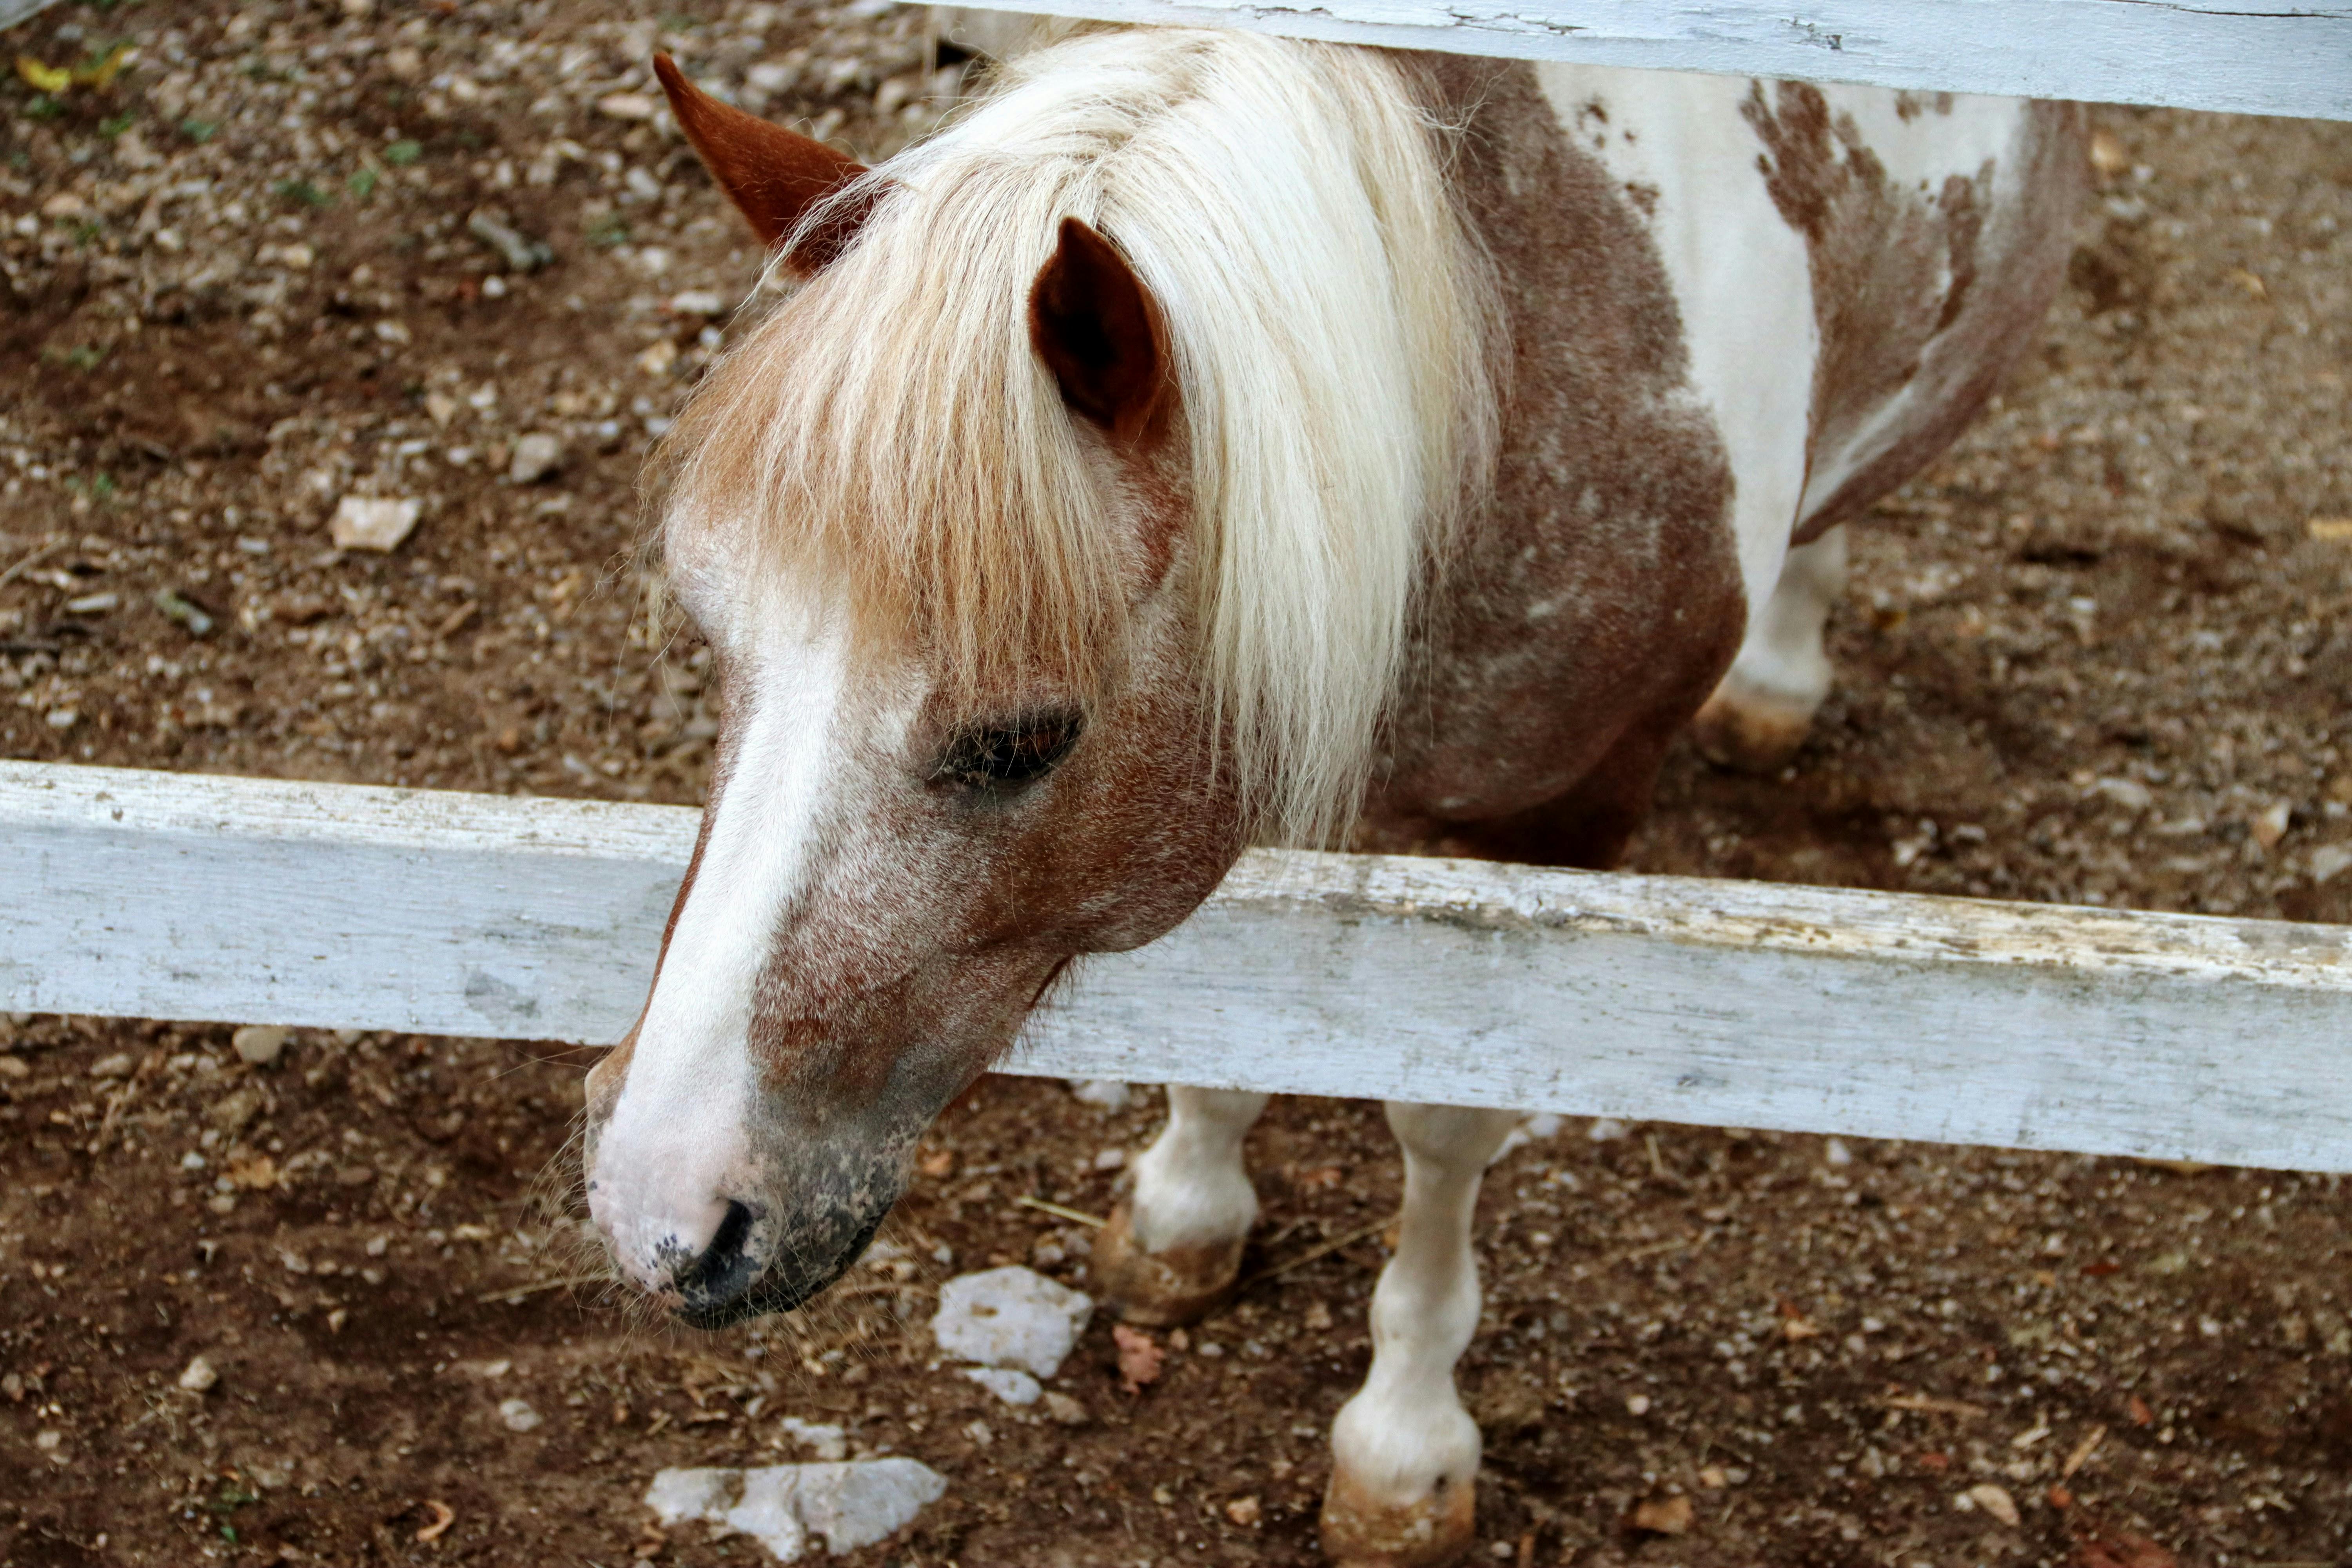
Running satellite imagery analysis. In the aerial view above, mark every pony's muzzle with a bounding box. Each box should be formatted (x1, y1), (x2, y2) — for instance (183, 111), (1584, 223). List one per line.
(584, 1086), (906, 1327)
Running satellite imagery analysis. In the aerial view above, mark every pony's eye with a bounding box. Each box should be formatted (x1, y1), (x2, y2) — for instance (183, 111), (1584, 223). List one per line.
(931, 711), (1084, 793)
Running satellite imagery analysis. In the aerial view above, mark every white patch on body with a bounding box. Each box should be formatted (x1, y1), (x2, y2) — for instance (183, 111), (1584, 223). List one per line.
(1533, 69), (2039, 619)
(589, 587), (852, 1290)
(1126, 1086), (1269, 1252)
(1535, 64), (1817, 624)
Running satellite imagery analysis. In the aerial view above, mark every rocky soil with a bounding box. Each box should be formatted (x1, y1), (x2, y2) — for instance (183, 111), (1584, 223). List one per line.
(1, 0), (2347, 1565)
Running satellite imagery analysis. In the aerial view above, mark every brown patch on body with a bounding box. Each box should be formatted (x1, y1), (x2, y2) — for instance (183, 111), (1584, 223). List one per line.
(1361, 57), (1747, 868)
(1742, 80), (2086, 542)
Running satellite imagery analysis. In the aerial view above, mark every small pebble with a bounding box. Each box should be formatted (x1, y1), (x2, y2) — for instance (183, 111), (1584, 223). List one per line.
(178, 1356), (219, 1393)
(89, 1053), (134, 1079)
(506, 432), (564, 485)
(1067, 1079), (1131, 1111)
(963, 1366), (1041, 1406)
(497, 1398), (543, 1432)
(330, 495), (422, 552)
(597, 91), (659, 121)
(232, 1025), (289, 1066)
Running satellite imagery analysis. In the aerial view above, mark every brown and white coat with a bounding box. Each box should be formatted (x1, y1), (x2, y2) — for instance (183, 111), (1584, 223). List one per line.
(585, 30), (2082, 1565)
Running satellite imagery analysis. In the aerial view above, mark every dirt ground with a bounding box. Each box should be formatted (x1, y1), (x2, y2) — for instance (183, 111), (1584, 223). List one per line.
(2, 1), (2348, 1565)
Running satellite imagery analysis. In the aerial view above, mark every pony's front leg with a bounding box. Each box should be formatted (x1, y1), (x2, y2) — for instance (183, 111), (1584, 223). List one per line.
(1323, 1102), (1521, 1568)
(1095, 1086), (1268, 1325)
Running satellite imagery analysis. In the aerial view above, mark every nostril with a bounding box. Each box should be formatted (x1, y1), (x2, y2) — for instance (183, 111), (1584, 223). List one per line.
(677, 1198), (762, 1305)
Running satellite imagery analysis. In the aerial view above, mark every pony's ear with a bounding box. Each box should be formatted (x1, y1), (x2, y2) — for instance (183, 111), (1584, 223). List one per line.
(1029, 216), (1172, 445)
(653, 53), (875, 270)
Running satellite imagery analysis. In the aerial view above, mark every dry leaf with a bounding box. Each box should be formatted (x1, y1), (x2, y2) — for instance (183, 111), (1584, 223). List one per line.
(1630, 1494), (1693, 1535)
(2070, 1532), (2179, 1568)
(225, 1151), (279, 1191)
(416, 1499), (456, 1543)
(16, 56), (70, 95)
(2127, 1395), (2154, 1426)
(1886, 1392), (1986, 1419)
(2061, 1423), (2107, 1479)
(1964, 1482), (2020, 1527)
(73, 44), (131, 91)
(917, 1147), (954, 1178)
(1112, 1324), (1163, 1393)
(2088, 129), (2129, 181)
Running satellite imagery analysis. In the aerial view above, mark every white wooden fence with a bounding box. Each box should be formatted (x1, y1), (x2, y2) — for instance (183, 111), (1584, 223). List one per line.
(956, 0), (2352, 121)
(4, 4), (2348, 1174)
(7, 760), (2350, 1172)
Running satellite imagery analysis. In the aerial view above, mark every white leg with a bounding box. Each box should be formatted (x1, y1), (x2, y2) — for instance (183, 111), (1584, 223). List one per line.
(1323, 1102), (1521, 1568)
(1693, 523), (1848, 773)
(1093, 1086), (1268, 1325)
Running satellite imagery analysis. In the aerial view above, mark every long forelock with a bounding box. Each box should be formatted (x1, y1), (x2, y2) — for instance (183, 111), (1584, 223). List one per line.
(662, 28), (1498, 845)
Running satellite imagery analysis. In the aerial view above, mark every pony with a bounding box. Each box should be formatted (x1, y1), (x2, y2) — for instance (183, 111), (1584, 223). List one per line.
(583, 27), (2082, 1564)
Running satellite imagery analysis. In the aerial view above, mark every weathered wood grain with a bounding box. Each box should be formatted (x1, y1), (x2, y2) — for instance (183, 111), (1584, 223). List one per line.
(0, 0), (62, 30)
(960, 0), (2352, 121)
(6, 761), (2350, 1169)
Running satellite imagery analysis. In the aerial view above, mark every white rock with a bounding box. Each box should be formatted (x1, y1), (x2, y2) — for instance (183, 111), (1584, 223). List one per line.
(2312, 843), (2352, 885)
(724, 1470), (811, 1561)
(1067, 1079), (1131, 1111)
(507, 432), (564, 485)
(669, 289), (728, 317)
(178, 1356), (219, 1393)
(1488, 1109), (1566, 1166)
(645, 1460), (948, 1563)
(88, 1053), (134, 1079)
(963, 1365), (1041, 1405)
(933, 1266), (1093, 1379)
(497, 1397), (542, 1432)
(2089, 776), (2154, 812)
(232, 1025), (289, 1066)
(1588, 1116), (1629, 1142)
(597, 91), (660, 121)
(777, 1415), (847, 1461)
(330, 495), (422, 552)
(788, 1462), (949, 1554)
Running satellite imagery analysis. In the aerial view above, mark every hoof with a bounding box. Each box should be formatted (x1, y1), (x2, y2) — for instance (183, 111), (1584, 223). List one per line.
(1691, 686), (1815, 775)
(1320, 1466), (1477, 1568)
(1091, 1203), (1242, 1327)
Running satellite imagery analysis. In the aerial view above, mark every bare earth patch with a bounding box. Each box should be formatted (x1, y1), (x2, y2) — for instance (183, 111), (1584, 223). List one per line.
(1, 0), (2347, 1564)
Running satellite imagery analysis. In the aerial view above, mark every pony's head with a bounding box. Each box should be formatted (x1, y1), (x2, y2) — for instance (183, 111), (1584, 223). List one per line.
(584, 39), (1493, 1324)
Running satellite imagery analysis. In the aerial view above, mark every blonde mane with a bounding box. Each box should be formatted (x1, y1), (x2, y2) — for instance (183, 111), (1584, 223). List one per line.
(663, 28), (1498, 845)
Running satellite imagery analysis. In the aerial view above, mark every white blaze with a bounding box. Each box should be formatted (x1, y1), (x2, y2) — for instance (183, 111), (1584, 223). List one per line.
(590, 599), (851, 1287)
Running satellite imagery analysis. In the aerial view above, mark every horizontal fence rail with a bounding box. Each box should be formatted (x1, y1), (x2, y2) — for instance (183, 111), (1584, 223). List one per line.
(955, 0), (2352, 122)
(5, 760), (2351, 1171)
